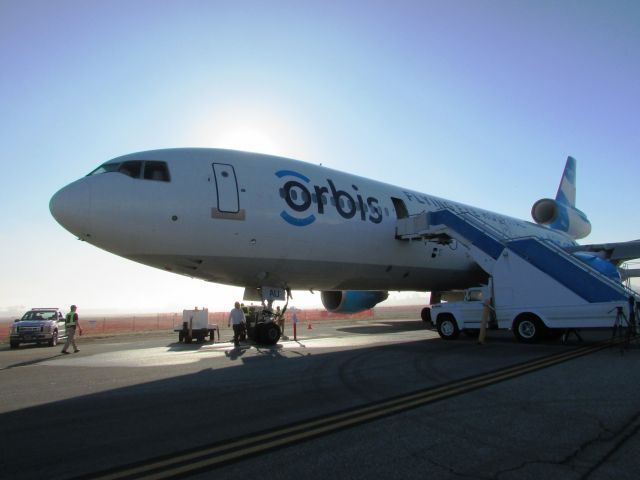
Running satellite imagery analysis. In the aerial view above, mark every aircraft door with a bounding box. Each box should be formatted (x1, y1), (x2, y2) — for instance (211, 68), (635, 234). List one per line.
(391, 197), (409, 219)
(212, 163), (240, 213)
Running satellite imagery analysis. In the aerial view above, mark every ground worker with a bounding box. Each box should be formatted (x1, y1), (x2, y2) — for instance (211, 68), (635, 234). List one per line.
(276, 306), (285, 336)
(61, 304), (83, 354)
(228, 301), (247, 346)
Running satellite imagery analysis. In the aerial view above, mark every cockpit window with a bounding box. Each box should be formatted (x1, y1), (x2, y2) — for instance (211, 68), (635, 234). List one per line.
(87, 160), (171, 182)
(87, 163), (120, 176)
(118, 161), (143, 178)
(143, 161), (171, 182)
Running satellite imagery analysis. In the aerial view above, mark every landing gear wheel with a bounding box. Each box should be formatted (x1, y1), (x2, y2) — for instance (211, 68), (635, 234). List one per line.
(436, 314), (460, 340)
(48, 331), (58, 347)
(178, 331), (184, 342)
(257, 323), (281, 345)
(421, 307), (431, 323)
(513, 315), (543, 344)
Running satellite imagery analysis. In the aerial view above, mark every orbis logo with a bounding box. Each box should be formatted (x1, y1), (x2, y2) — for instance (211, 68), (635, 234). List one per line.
(276, 170), (383, 227)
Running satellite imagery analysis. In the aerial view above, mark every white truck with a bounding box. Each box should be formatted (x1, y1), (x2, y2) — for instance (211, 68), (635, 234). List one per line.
(426, 287), (492, 341)
(10, 308), (68, 348)
(426, 284), (630, 343)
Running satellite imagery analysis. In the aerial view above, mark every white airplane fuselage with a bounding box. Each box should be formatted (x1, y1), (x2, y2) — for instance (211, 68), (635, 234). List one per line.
(50, 148), (576, 294)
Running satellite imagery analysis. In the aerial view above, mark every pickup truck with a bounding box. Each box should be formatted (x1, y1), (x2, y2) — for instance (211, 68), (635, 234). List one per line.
(426, 287), (492, 340)
(10, 308), (68, 348)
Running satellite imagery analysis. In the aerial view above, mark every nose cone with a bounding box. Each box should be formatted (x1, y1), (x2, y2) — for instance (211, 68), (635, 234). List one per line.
(50, 180), (91, 237)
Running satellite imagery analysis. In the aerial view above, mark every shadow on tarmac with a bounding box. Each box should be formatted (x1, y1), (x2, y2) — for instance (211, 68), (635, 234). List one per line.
(0, 330), (626, 480)
(1, 352), (73, 370)
(337, 320), (433, 335)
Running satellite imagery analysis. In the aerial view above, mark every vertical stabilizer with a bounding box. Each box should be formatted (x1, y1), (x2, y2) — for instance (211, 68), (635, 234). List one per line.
(555, 156), (576, 207)
(531, 156), (591, 239)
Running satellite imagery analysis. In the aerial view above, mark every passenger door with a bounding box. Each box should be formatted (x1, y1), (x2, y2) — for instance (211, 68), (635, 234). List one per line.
(212, 163), (240, 213)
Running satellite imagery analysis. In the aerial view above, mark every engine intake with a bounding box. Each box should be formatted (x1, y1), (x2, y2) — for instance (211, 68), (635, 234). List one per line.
(531, 198), (591, 240)
(321, 290), (388, 314)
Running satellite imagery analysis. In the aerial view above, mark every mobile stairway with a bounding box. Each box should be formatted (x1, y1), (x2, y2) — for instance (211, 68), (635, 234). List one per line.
(396, 209), (639, 342)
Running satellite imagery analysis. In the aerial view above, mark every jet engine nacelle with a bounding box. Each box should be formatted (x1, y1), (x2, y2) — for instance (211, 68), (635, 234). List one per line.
(531, 198), (591, 240)
(321, 290), (389, 314)
(572, 252), (622, 283)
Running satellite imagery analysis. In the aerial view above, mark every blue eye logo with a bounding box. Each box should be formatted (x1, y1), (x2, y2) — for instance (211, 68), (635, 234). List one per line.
(276, 170), (316, 227)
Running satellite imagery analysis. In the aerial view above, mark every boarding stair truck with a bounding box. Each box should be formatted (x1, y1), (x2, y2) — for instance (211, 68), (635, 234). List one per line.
(176, 308), (219, 343)
(397, 208), (639, 343)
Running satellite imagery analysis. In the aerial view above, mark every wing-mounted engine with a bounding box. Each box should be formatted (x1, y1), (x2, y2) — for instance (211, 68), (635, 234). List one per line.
(321, 290), (388, 314)
(531, 198), (591, 239)
(530, 156), (591, 240)
(571, 252), (621, 282)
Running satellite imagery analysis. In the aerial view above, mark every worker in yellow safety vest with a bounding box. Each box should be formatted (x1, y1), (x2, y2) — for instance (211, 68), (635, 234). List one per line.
(61, 304), (83, 354)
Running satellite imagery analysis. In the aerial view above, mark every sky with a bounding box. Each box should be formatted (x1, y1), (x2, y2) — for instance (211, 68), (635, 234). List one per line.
(1, 0), (639, 316)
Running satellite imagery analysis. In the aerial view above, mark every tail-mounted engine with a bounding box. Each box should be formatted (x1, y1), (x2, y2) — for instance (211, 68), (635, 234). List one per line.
(531, 156), (591, 240)
(531, 198), (591, 240)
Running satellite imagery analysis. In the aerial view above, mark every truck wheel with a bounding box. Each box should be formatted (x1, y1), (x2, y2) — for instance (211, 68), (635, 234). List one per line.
(178, 331), (184, 342)
(513, 315), (543, 343)
(436, 314), (460, 340)
(10, 341), (19, 349)
(421, 307), (431, 323)
(48, 331), (59, 347)
(257, 323), (281, 345)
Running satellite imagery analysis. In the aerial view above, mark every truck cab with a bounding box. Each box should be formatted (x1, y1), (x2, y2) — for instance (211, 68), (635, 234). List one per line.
(428, 287), (490, 340)
(10, 308), (67, 348)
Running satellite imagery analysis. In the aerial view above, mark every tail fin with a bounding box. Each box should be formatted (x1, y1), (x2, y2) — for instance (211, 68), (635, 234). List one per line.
(555, 156), (576, 207)
(531, 156), (591, 239)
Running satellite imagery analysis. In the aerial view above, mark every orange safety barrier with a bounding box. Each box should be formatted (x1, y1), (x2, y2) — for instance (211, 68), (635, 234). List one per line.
(0, 305), (425, 341)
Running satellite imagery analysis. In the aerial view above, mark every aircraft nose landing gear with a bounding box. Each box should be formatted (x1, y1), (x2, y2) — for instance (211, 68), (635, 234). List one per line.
(246, 309), (281, 345)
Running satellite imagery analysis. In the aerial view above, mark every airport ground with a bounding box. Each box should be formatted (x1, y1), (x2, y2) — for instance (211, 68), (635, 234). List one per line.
(0, 318), (639, 480)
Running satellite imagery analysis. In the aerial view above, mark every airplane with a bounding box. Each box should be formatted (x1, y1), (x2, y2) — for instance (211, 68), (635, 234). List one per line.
(49, 149), (640, 315)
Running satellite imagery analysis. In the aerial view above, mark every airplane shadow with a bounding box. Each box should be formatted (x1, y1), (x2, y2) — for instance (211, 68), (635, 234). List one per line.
(1, 352), (73, 370)
(166, 339), (234, 352)
(337, 320), (430, 335)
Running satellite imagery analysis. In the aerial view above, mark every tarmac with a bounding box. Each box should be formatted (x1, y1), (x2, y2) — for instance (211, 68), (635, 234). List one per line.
(0, 319), (639, 479)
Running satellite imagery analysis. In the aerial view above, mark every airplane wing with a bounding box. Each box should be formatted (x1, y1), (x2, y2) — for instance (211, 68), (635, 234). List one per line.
(566, 239), (640, 271)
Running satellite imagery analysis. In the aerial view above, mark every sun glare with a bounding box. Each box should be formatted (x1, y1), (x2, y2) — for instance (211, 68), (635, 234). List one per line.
(216, 127), (280, 155)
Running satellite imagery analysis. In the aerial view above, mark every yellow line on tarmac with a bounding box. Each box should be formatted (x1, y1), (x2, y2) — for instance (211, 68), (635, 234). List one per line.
(90, 342), (608, 480)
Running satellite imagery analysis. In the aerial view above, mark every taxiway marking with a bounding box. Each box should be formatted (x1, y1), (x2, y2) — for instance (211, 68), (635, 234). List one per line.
(78, 341), (610, 480)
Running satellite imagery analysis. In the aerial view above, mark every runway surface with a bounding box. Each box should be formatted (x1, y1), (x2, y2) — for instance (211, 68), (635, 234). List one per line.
(1, 319), (639, 479)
